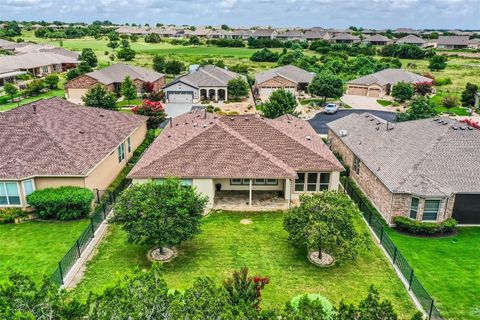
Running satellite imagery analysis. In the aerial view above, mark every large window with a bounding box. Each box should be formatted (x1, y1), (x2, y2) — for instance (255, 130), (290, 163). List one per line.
(353, 155), (361, 175)
(423, 199), (440, 221)
(0, 182), (21, 206)
(22, 180), (35, 197)
(294, 173), (305, 192)
(295, 172), (330, 192)
(117, 143), (125, 163)
(409, 197), (419, 219)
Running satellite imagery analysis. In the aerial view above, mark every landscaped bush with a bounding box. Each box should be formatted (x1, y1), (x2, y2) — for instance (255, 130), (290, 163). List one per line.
(0, 208), (27, 224)
(128, 128), (160, 164)
(27, 186), (94, 220)
(434, 77), (452, 86)
(441, 95), (458, 109)
(393, 216), (457, 235)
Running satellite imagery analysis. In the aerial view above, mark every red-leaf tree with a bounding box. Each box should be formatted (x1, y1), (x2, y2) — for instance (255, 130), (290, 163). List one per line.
(143, 81), (154, 93)
(460, 118), (480, 129)
(414, 81), (434, 96)
(132, 99), (166, 129)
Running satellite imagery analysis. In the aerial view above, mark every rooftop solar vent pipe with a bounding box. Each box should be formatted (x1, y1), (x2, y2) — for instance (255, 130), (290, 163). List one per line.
(340, 129), (348, 137)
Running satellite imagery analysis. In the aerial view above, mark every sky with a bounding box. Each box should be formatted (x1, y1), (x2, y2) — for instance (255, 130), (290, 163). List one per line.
(1, 0), (479, 30)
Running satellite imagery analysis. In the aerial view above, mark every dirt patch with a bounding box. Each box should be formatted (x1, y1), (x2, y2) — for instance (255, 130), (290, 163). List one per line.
(240, 218), (253, 225)
(148, 247), (176, 262)
(308, 251), (335, 267)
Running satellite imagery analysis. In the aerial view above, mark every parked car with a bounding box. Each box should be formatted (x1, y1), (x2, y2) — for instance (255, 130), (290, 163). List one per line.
(324, 103), (339, 114)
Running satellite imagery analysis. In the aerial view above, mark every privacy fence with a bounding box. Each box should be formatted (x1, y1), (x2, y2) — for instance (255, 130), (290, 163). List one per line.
(342, 178), (443, 320)
(50, 178), (131, 286)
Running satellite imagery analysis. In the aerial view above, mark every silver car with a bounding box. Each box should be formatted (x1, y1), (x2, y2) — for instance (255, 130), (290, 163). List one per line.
(324, 103), (339, 114)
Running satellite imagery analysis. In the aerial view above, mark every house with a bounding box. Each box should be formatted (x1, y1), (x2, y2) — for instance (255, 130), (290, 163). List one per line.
(304, 30), (330, 41)
(0, 66), (27, 86)
(346, 68), (432, 98)
(468, 38), (480, 50)
(395, 35), (427, 47)
(128, 111), (344, 210)
(330, 33), (360, 44)
(65, 63), (165, 103)
(252, 29), (277, 40)
(363, 34), (392, 46)
(230, 29), (253, 40)
(436, 36), (469, 49)
(206, 29), (231, 39)
(276, 30), (304, 41)
(163, 65), (244, 103)
(0, 52), (78, 78)
(0, 97), (147, 209)
(254, 65), (315, 99)
(328, 114), (480, 224)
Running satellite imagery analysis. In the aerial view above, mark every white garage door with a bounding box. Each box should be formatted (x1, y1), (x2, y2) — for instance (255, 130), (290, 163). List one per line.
(67, 88), (88, 100)
(168, 92), (193, 104)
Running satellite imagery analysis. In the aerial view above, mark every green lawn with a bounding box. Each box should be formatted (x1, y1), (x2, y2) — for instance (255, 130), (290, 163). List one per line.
(0, 87), (65, 112)
(388, 228), (480, 320)
(74, 211), (416, 318)
(429, 91), (470, 116)
(0, 219), (88, 283)
(377, 99), (392, 107)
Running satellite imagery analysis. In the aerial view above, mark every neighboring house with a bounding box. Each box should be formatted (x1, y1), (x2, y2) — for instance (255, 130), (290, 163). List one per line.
(207, 29), (231, 39)
(65, 63), (165, 103)
(254, 65), (315, 99)
(0, 52), (78, 79)
(346, 68), (432, 98)
(468, 38), (480, 50)
(328, 114), (480, 224)
(162, 65), (244, 103)
(395, 35), (427, 47)
(128, 111), (344, 209)
(436, 36), (470, 49)
(252, 29), (277, 39)
(363, 34), (392, 45)
(276, 30), (304, 41)
(230, 29), (253, 40)
(0, 39), (16, 49)
(330, 33), (360, 44)
(2, 43), (79, 59)
(0, 97), (147, 209)
(304, 30), (330, 41)
(0, 66), (27, 86)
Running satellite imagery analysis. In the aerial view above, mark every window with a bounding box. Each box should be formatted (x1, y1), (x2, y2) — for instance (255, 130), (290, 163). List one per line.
(127, 137), (131, 153)
(254, 179), (265, 185)
(230, 179), (242, 185)
(42, 66), (48, 73)
(180, 179), (192, 186)
(266, 179), (278, 185)
(409, 197), (419, 219)
(307, 173), (318, 191)
(117, 143), (125, 163)
(423, 199), (440, 221)
(319, 173), (330, 191)
(295, 173), (305, 192)
(353, 155), (361, 174)
(242, 179), (251, 185)
(23, 180), (35, 197)
(230, 179), (278, 186)
(0, 182), (21, 206)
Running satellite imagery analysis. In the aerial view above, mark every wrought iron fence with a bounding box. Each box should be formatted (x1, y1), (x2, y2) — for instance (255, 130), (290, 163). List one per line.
(51, 179), (131, 286)
(342, 178), (443, 320)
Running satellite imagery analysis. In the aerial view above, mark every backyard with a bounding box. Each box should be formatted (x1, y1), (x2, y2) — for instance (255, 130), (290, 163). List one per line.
(388, 227), (480, 320)
(73, 211), (416, 318)
(0, 219), (88, 283)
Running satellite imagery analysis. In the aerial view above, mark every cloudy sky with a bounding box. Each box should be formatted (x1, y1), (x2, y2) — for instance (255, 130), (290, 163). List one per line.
(1, 0), (479, 29)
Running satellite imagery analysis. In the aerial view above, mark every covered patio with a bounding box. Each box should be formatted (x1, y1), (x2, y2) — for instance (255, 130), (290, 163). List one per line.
(213, 190), (290, 211)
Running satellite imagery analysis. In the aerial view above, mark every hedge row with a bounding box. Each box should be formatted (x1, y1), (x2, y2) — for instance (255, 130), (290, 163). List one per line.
(393, 216), (457, 235)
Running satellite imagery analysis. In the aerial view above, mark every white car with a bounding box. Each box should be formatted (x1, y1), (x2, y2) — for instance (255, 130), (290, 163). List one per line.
(324, 103), (339, 114)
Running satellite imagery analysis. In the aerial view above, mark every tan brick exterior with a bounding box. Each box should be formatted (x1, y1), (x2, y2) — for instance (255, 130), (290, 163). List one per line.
(328, 130), (454, 223)
(66, 75), (165, 95)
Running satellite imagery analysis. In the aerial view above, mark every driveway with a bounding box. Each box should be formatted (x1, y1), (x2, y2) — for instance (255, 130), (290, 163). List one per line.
(164, 103), (197, 118)
(308, 109), (396, 134)
(341, 94), (397, 111)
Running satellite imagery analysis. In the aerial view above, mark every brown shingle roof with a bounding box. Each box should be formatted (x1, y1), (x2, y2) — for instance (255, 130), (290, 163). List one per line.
(83, 63), (164, 85)
(437, 36), (469, 46)
(0, 97), (147, 180)
(129, 112), (343, 179)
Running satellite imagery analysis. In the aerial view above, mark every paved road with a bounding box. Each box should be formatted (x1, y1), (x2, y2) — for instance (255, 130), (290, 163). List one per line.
(308, 109), (396, 134)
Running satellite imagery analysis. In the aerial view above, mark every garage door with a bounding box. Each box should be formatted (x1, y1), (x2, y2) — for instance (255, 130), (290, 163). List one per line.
(347, 86), (368, 96)
(368, 89), (381, 97)
(168, 92), (193, 104)
(452, 194), (480, 224)
(67, 88), (88, 100)
(260, 87), (295, 99)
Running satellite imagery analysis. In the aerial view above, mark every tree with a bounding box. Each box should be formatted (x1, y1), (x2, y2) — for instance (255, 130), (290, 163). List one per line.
(25, 79), (45, 96)
(250, 48), (279, 62)
(130, 34), (139, 42)
(121, 76), (137, 106)
(227, 77), (250, 101)
(336, 286), (398, 320)
(117, 41), (136, 61)
(111, 179), (208, 253)
(429, 55), (447, 71)
(82, 84), (117, 110)
(441, 95), (458, 109)
(283, 191), (366, 263)
(414, 81), (433, 96)
(77, 61), (93, 74)
(261, 88), (298, 119)
(4, 83), (18, 103)
(396, 96), (438, 122)
(80, 47), (98, 68)
(66, 67), (81, 80)
(145, 33), (162, 43)
(107, 40), (118, 51)
(164, 60), (185, 75)
(44, 73), (60, 89)
(308, 72), (343, 103)
(461, 83), (478, 107)
(132, 99), (166, 128)
(391, 82), (414, 102)
(152, 55), (166, 73)
(189, 35), (200, 46)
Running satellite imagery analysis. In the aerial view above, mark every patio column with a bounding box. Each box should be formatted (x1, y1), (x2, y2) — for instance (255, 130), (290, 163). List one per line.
(249, 179), (252, 208)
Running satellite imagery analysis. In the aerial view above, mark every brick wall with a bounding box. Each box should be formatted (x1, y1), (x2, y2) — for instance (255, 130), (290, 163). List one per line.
(65, 75), (100, 89)
(257, 76), (297, 89)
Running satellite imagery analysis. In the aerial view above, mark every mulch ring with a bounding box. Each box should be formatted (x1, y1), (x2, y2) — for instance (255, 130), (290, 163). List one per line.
(308, 251), (335, 267)
(147, 247), (176, 262)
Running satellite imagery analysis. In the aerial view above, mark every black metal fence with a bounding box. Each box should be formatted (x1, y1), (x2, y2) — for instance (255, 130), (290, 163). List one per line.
(342, 178), (443, 320)
(51, 179), (131, 286)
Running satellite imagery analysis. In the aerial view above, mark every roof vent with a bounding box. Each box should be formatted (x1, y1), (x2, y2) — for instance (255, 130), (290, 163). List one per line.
(193, 123), (197, 127)
(167, 134), (172, 138)
(32, 104), (37, 114)
(306, 136), (311, 141)
(99, 114), (105, 118)
(442, 122), (448, 126)
(365, 114), (370, 118)
(433, 118), (439, 121)
(453, 126), (459, 130)
(460, 126), (466, 130)
(203, 124), (207, 128)
(339, 129), (348, 137)
(376, 121), (381, 125)
(467, 127), (473, 130)
(79, 130), (85, 134)
(230, 118), (234, 121)
(370, 118), (375, 122)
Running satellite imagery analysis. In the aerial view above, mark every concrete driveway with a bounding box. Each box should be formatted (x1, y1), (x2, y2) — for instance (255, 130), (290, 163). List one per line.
(164, 103), (197, 118)
(341, 94), (396, 111)
(308, 109), (396, 135)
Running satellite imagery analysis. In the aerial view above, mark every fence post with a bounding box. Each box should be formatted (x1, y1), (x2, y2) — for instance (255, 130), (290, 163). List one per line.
(90, 218), (95, 237)
(380, 226), (384, 244)
(58, 262), (64, 285)
(368, 210), (373, 224)
(428, 300), (434, 320)
(96, 189), (100, 203)
(103, 203), (107, 220)
(76, 239), (81, 258)
(392, 246), (398, 264)
(408, 269), (414, 290)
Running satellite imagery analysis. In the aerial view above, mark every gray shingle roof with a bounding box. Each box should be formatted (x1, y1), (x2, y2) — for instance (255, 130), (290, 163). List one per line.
(164, 65), (242, 89)
(255, 65), (315, 85)
(395, 35), (426, 45)
(328, 113), (480, 196)
(0, 52), (79, 70)
(332, 33), (360, 41)
(347, 68), (432, 86)
(0, 97), (147, 180)
(437, 36), (470, 46)
(364, 34), (391, 42)
(85, 63), (164, 85)
(129, 112), (343, 179)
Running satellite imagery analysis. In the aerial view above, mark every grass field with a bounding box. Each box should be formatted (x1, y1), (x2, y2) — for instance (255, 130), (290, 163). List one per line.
(0, 219), (89, 283)
(388, 228), (480, 320)
(73, 211), (416, 318)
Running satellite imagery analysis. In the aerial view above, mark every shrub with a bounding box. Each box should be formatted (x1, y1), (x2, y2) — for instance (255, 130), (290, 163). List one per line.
(413, 81), (433, 96)
(129, 128), (159, 164)
(27, 186), (94, 220)
(132, 99), (166, 129)
(441, 95), (458, 109)
(434, 77), (452, 86)
(250, 48), (279, 62)
(0, 208), (27, 224)
(391, 82), (414, 102)
(393, 216), (457, 235)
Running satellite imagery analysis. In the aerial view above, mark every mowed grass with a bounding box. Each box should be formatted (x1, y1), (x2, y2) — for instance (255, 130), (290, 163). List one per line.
(388, 228), (480, 320)
(74, 211), (416, 318)
(0, 219), (88, 283)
